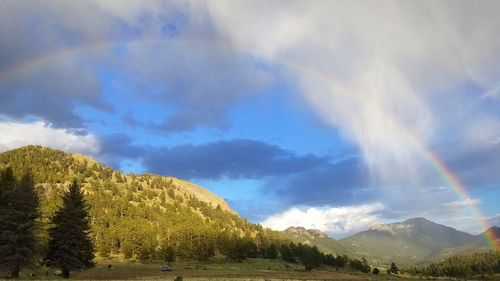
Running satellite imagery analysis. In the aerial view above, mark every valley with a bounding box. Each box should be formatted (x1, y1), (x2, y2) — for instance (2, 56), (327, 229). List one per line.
(0, 146), (498, 280)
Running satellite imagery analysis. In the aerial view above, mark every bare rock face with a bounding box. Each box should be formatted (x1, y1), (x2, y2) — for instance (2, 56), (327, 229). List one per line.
(285, 226), (328, 238)
(307, 229), (328, 238)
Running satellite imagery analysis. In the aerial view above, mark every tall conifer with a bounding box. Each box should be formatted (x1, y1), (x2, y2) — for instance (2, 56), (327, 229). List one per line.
(44, 180), (94, 278)
(0, 168), (39, 278)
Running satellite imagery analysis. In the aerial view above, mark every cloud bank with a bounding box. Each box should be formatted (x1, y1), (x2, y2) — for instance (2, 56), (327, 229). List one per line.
(142, 139), (329, 179)
(261, 203), (385, 238)
(0, 121), (99, 154)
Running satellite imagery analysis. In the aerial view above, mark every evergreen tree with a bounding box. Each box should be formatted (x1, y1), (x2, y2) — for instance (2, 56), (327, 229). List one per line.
(263, 244), (278, 259)
(279, 244), (296, 263)
(0, 169), (39, 278)
(0, 168), (18, 276)
(350, 257), (371, 273)
(163, 246), (176, 264)
(390, 262), (399, 274)
(337, 255), (349, 268)
(44, 180), (95, 278)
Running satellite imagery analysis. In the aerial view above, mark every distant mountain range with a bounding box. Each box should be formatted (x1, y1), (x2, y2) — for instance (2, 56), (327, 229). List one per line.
(283, 217), (498, 266)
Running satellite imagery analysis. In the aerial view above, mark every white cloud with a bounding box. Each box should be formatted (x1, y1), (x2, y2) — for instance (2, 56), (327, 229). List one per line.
(261, 203), (385, 238)
(446, 198), (481, 207)
(0, 121), (100, 154)
(463, 117), (500, 147)
(486, 214), (500, 228)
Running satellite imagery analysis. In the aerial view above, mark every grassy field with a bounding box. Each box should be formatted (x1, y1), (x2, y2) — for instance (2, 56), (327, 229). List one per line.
(2, 258), (499, 280)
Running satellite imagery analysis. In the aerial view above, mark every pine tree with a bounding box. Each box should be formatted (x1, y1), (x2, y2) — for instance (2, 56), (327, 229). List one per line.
(263, 244), (278, 259)
(0, 169), (40, 278)
(0, 168), (18, 276)
(163, 246), (176, 264)
(301, 245), (323, 271)
(279, 244), (296, 263)
(390, 262), (399, 274)
(44, 180), (95, 278)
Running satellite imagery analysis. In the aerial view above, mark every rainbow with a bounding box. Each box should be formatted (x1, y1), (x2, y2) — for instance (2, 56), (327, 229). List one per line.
(0, 36), (229, 84)
(0, 39), (112, 84)
(421, 148), (497, 251)
(0, 37), (496, 251)
(291, 62), (497, 251)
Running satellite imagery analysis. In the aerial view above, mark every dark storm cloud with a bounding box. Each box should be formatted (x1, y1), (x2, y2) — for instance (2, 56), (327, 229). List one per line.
(0, 1), (111, 128)
(140, 138), (373, 211)
(100, 133), (145, 159)
(0, 1), (273, 131)
(444, 142), (500, 188)
(96, 133), (147, 170)
(268, 157), (373, 206)
(0, 62), (106, 128)
(142, 139), (330, 179)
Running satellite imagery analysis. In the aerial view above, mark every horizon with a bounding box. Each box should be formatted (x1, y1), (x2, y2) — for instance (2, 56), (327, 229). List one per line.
(1, 0), (499, 239)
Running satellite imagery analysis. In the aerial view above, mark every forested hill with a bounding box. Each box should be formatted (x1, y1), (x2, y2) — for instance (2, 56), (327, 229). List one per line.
(0, 145), (279, 261)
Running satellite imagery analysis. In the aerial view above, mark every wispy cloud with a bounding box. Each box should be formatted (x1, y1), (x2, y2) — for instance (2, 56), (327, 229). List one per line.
(446, 198), (481, 207)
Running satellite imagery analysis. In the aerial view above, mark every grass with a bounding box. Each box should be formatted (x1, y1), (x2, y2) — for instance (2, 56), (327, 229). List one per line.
(3, 258), (497, 280)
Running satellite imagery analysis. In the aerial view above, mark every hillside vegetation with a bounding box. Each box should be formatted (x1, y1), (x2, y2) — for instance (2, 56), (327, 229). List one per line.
(0, 146), (276, 262)
(404, 251), (500, 277)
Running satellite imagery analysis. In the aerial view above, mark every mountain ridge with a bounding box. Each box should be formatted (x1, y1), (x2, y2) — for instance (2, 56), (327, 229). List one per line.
(0, 145), (233, 213)
(283, 218), (497, 266)
(284, 226), (328, 238)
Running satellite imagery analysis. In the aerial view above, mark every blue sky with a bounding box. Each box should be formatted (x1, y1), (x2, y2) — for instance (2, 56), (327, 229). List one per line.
(0, 0), (499, 237)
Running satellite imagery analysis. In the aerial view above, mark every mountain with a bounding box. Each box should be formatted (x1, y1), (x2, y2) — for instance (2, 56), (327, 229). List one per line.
(283, 218), (496, 267)
(282, 227), (356, 258)
(0, 145), (277, 261)
(339, 217), (490, 266)
(285, 226), (328, 238)
(427, 226), (500, 261)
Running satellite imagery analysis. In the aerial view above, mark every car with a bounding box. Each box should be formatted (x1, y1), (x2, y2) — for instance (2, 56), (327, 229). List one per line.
(161, 265), (172, 272)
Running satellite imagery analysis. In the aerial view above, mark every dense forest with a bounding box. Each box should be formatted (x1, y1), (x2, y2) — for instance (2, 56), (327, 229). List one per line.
(404, 251), (500, 277)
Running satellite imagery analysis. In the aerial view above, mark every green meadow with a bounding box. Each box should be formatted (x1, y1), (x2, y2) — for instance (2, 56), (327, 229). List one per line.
(6, 258), (499, 281)
(2, 258), (405, 281)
